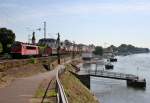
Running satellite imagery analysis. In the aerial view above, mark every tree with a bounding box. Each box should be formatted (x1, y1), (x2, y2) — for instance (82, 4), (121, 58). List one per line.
(0, 43), (2, 53)
(109, 45), (117, 51)
(0, 28), (16, 53)
(93, 46), (103, 56)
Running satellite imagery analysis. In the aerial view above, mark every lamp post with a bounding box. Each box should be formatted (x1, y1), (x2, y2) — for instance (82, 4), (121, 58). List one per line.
(57, 33), (60, 64)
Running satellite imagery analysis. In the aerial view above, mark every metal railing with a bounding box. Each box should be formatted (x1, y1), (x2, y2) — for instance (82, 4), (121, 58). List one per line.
(41, 79), (53, 103)
(56, 67), (69, 103)
(86, 70), (138, 80)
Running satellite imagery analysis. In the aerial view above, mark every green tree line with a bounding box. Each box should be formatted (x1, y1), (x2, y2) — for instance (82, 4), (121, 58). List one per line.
(0, 28), (16, 53)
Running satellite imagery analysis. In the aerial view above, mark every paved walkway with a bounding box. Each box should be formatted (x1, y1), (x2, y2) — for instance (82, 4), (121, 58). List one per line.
(0, 69), (57, 103)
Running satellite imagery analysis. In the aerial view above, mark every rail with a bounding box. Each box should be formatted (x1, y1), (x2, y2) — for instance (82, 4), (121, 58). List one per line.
(56, 67), (69, 103)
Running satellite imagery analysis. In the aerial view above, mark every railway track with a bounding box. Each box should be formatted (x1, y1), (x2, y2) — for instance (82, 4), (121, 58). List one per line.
(0, 54), (80, 72)
(0, 55), (69, 71)
(0, 56), (54, 63)
(0, 57), (53, 71)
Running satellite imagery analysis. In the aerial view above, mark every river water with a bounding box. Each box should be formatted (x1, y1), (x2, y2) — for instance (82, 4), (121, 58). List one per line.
(81, 53), (150, 103)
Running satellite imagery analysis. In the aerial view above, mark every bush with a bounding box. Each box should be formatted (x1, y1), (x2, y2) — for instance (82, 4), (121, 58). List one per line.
(3, 53), (12, 59)
(93, 46), (103, 56)
(30, 57), (37, 64)
(0, 43), (2, 53)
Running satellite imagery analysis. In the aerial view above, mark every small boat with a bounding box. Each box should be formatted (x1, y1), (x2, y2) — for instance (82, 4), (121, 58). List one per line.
(127, 78), (146, 88)
(109, 57), (117, 62)
(105, 62), (114, 69)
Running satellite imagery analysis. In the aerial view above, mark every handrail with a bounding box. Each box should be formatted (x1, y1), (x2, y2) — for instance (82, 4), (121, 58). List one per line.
(41, 79), (53, 103)
(56, 67), (69, 103)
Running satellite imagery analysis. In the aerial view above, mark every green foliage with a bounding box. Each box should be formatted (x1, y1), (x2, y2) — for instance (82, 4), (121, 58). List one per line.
(61, 68), (99, 103)
(35, 87), (56, 98)
(93, 46), (103, 56)
(0, 28), (15, 53)
(107, 44), (150, 55)
(30, 57), (37, 64)
(109, 45), (117, 51)
(0, 43), (2, 53)
(3, 53), (12, 59)
(35, 88), (45, 97)
(38, 45), (46, 54)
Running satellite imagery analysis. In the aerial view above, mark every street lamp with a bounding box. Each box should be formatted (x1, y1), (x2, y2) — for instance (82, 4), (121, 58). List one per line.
(56, 33), (61, 64)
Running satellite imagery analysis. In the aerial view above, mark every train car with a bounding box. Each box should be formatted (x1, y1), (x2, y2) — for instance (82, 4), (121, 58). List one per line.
(38, 46), (52, 56)
(11, 42), (39, 58)
(38, 38), (58, 56)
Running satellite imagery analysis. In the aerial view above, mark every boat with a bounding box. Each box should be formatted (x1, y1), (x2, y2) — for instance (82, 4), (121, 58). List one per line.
(127, 78), (146, 88)
(110, 57), (117, 62)
(105, 62), (114, 69)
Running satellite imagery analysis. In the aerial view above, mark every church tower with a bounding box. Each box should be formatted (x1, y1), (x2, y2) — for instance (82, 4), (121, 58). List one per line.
(32, 32), (36, 44)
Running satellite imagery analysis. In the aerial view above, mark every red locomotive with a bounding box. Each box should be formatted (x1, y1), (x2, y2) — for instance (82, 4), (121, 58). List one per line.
(10, 42), (39, 58)
(10, 40), (60, 58)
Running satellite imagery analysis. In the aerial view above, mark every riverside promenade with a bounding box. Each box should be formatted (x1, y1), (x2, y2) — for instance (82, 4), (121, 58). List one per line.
(0, 69), (57, 103)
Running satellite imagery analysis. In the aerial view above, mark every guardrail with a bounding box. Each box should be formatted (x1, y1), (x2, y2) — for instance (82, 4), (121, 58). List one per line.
(56, 67), (69, 103)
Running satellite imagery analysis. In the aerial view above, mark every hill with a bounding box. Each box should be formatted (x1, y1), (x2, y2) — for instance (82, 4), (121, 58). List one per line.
(108, 44), (149, 55)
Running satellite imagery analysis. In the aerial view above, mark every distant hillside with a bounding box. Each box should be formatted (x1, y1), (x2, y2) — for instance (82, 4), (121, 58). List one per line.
(107, 44), (149, 55)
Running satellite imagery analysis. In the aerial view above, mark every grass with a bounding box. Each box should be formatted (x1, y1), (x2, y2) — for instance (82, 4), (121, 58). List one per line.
(0, 74), (14, 88)
(34, 79), (57, 103)
(60, 65), (99, 103)
(0, 63), (47, 88)
(35, 88), (57, 98)
(30, 57), (37, 64)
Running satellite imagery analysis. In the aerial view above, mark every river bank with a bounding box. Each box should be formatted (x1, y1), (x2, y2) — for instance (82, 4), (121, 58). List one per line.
(0, 55), (101, 103)
(60, 64), (99, 103)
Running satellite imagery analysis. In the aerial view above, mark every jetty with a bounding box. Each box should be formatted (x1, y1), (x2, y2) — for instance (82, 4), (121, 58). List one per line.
(78, 69), (146, 89)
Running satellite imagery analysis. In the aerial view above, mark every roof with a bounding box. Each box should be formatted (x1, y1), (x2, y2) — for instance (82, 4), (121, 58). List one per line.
(38, 38), (56, 43)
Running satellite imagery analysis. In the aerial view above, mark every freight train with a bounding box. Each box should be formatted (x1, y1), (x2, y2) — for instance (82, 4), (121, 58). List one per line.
(10, 38), (94, 58)
(10, 42), (66, 58)
(10, 41), (78, 58)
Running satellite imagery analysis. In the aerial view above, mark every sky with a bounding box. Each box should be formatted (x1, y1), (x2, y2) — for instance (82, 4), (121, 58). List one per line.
(1, 0), (150, 48)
